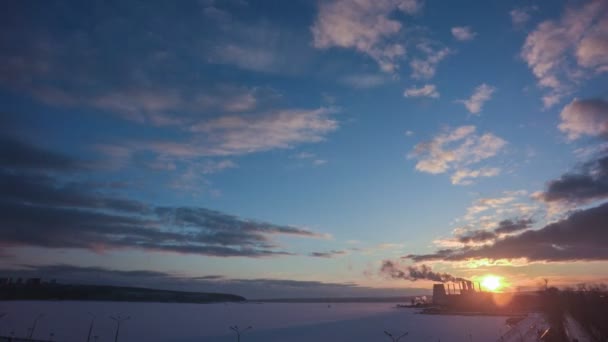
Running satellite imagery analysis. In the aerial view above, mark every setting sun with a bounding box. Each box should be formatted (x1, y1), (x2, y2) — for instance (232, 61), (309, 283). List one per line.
(481, 275), (502, 292)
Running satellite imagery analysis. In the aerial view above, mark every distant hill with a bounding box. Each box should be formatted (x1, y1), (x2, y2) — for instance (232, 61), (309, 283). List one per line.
(253, 296), (426, 303)
(0, 283), (246, 303)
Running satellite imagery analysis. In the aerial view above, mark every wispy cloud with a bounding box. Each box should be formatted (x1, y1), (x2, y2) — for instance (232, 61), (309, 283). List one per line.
(459, 190), (538, 227)
(451, 26), (477, 41)
(292, 152), (327, 166)
(309, 250), (347, 258)
(340, 73), (390, 89)
(409, 42), (451, 79)
(95, 106), (340, 173)
(188, 107), (339, 156)
(450, 167), (500, 185)
(403, 84), (439, 98)
(202, 3), (312, 74)
(457, 83), (495, 114)
(510, 6), (537, 28)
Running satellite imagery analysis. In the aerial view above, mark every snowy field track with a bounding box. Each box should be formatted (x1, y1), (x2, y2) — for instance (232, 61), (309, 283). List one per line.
(0, 301), (511, 342)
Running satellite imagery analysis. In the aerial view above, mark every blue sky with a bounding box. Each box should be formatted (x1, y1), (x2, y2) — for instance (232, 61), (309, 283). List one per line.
(1, 0), (608, 298)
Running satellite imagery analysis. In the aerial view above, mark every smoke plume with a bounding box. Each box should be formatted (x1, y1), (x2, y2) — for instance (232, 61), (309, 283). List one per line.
(381, 260), (466, 282)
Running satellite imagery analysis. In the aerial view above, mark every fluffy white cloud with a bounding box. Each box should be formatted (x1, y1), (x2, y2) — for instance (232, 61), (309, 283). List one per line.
(458, 83), (495, 114)
(409, 126), (506, 182)
(403, 84), (439, 98)
(559, 98), (608, 140)
(409, 42), (450, 79)
(451, 26), (477, 41)
(576, 34), (608, 71)
(311, 0), (424, 73)
(451, 167), (501, 185)
(521, 1), (608, 107)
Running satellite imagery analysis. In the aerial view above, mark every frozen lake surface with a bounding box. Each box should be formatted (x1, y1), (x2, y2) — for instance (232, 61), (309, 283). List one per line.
(0, 301), (513, 341)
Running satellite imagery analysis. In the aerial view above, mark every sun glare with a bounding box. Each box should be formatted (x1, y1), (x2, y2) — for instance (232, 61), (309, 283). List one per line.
(481, 275), (502, 292)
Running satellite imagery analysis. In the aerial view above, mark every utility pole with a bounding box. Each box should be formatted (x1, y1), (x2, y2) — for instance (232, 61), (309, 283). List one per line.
(28, 314), (44, 339)
(384, 331), (409, 341)
(87, 312), (96, 342)
(109, 315), (130, 342)
(229, 325), (252, 342)
(0, 314), (5, 337)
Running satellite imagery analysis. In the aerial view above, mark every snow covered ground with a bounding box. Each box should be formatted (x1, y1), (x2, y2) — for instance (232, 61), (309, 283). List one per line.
(0, 301), (513, 341)
(564, 314), (594, 342)
(496, 313), (548, 342)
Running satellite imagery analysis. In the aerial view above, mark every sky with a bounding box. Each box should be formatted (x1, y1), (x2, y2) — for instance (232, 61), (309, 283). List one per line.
(1, 0), (608, 299)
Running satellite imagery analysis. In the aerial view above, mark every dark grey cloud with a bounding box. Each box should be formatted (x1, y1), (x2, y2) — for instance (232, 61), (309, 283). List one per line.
(0, 264), (426, 299)
(309, 250), (346, 258)
(1, 3), (338, 167)
(457, 230), (496, 244)
(538, 155), (608, 206)
(0, 1), (313, 123)
(0, 137), (323, 258)
(456, 218), (533, 244)
(0, 170), (148, 214)
(0, 135), (81, 171)
(380, 261), (466, 283)
(155, 207), (319, 238)
(0, 192), (312, 257)
(406, 201), (608, 262)
(494, 218), (533, 234)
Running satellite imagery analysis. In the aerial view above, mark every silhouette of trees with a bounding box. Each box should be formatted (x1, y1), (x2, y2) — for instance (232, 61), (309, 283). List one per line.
(540, 283), (608, 341)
